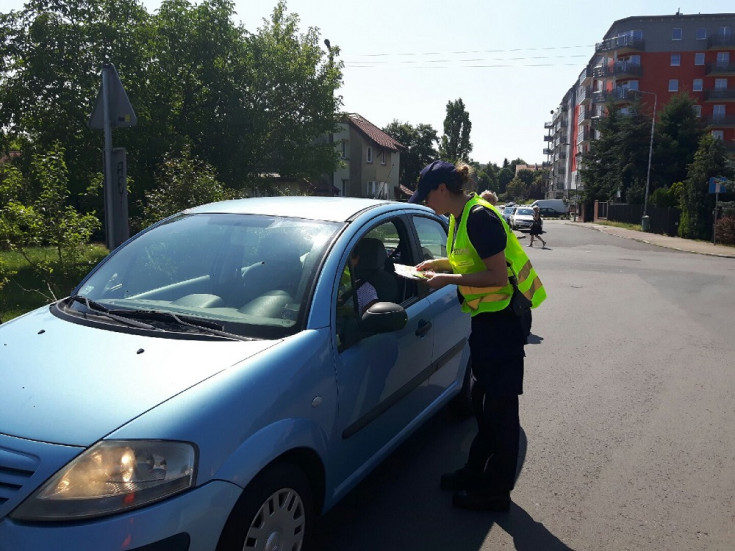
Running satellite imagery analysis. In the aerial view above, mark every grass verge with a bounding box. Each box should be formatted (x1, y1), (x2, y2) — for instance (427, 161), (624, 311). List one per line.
(0, 244), (109, 323)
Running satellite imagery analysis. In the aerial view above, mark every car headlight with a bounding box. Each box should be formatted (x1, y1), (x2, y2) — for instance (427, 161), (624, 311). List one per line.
(11, 440), (196, 521)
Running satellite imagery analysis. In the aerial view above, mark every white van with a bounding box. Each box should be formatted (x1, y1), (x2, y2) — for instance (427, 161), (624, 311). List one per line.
(530, 199), (568, 217)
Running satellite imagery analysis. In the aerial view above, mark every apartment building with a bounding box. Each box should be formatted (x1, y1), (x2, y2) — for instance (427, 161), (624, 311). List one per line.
(544, 12), (735, 200)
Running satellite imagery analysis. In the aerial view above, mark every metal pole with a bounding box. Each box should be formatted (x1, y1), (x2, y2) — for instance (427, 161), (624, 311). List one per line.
(102, 65), (114, 250)
(643, 93), (656, 217)
(713, 191), (719, 245)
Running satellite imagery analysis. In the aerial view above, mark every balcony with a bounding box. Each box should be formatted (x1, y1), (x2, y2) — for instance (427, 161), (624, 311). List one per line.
(707, 34), (735, 50)
(579, 66), (594, 85)
(544, 134), (553, 142)
(543, 148), (553, 156)
(577, 128), (592, 144)
(707, 115), (735, 127)
(593, 61), (643, 79)
(595, 34), (644, 54)
(591, 88), (632, 104)
(544, 121), (553, 129)
(577, 86), (592, 105)
(706, 63), (735, 76)
(704, 89), (735, 102)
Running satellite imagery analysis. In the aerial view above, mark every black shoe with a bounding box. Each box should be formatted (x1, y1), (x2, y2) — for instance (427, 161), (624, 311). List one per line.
(452, 490), (511, 512)
(440, 467), (483, 492)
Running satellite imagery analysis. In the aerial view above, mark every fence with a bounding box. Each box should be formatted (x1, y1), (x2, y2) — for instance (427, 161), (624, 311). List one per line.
(598, 202), (681, 236)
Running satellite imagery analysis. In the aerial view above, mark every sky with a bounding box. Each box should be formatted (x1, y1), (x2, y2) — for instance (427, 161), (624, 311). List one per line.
(1, 0), (734, 165)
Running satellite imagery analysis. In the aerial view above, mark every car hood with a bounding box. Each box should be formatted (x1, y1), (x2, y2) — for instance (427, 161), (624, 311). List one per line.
(0, 306), (278, 446)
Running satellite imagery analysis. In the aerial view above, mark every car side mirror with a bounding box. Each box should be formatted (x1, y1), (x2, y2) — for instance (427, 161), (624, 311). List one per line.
(360, 302), (407, 334)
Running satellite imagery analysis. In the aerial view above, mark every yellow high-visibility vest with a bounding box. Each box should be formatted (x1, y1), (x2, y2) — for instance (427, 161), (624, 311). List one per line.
(448, 195), (547, 316)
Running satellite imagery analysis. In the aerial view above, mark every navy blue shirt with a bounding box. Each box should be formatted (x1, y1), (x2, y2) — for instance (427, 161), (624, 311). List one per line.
(464, 204), (507, 259)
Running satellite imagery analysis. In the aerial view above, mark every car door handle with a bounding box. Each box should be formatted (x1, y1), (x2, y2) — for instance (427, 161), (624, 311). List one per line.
(415, 319), (432, 337)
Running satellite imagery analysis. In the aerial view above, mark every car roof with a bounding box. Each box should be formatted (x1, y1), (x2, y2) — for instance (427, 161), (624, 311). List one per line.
(185, 196), (418, 223)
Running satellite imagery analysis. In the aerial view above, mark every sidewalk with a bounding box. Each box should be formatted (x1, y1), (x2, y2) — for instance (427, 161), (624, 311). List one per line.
(569, 221), (735, 259)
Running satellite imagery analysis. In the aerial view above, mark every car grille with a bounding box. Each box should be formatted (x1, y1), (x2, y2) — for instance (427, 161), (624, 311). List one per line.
(0, 445), (39, 514)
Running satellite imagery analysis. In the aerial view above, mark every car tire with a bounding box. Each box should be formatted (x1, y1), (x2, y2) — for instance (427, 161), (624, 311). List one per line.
(448, 358), (474, 419)
(217, 462), (315, 551)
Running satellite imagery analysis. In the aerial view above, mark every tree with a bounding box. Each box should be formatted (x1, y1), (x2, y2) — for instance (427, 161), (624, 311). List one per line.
(0, 0), (344, 220)
(382, 121), (438, 186)
(580, 99), (650, 205)
(679, 134), (730, 240)
(653, 93), (706, 191)
(0, 0), (152, 202)
(140, 145), (237, 227)
(439, 98), (472, 162)
(0, 145), (100, 299)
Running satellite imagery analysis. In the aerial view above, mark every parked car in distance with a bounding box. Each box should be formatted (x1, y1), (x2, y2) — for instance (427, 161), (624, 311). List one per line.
(0, 197), (473, 551)
(530, 198), (568, 217)
(510, 206), (535, 230)
(537, 206), (563, 218)
(502, 205), (516, 224)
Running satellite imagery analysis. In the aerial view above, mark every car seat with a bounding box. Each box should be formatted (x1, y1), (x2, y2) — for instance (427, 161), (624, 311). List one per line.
(352, 238), (399, 304)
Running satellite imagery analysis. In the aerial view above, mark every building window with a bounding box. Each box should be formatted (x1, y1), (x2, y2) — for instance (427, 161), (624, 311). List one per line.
(341, 179), (348, 196)
(380, 151), (386, 165)
(668, 79), (679, 92)
(366, 146), (373, 163)
(712, 130), (724, 140)
(695, 52), (705, 66)
(693, 79), (703, 92)
(692, 105), (702, 117)
(713, 104), (726, 119)
(717, 52), (730, 67)
(341, 140), (348, 159)
(715, 78), (728, 90)
(670, 54), (681, 66)
(721, 26), (732, 38)
(696, 27), (707, 40)
(672, 28), (682, 40)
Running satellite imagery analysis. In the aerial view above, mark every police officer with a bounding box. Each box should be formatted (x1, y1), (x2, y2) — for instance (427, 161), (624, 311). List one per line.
(410, 160), (545, 512)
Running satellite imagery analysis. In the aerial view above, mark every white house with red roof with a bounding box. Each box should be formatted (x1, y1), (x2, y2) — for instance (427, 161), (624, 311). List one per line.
(320, 113), (404, 199)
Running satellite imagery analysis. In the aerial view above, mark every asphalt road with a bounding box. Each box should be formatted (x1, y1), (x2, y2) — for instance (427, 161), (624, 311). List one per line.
(315, 220), (735, 551)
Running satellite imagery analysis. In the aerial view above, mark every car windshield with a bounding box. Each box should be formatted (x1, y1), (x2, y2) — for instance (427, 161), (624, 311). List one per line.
(504, 207), (514, 214)
(70, 213), (341, 339)
(516, 208), (534, 215)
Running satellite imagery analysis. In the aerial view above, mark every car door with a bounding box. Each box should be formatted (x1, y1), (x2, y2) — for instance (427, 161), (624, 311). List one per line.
(330, 214), (436, 487)
(410, 214), (471, 401)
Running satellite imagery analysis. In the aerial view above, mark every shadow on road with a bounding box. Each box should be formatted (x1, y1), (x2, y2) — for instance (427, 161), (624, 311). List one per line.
(316, 406), (573, 550)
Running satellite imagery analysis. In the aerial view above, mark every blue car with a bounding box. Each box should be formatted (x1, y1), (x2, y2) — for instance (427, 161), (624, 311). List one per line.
(0, 197), (471, 550)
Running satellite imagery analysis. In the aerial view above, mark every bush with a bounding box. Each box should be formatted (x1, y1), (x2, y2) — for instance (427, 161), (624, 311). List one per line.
(0, 145), (101, 302)
(715, 216), (735, 245)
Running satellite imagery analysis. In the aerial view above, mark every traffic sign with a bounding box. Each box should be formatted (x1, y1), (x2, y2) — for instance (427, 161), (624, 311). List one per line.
(89, 64), (137, 129)
(708, 176), (730, 194)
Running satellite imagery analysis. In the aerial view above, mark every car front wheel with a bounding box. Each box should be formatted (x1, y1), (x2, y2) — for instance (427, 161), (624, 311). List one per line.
(217, 462), (315, 551)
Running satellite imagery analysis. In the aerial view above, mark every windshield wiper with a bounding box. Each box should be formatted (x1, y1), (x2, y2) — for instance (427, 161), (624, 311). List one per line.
(109, 309), (253, 341)
(66, 295), (156, 330)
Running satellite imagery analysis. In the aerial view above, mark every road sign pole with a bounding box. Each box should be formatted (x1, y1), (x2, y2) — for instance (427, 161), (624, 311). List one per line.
(102, 66), (115, 251)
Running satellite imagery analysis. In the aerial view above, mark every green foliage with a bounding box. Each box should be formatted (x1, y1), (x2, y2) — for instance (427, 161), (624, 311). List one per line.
(0, 145), (101, 301)
(649, 186), (678, 208)
(653, 93), (706, 191)
(382, 120), (438, 186)
(0, 244), (108, 322)
(141, 145), (237, 228)
(439, 98), (472, 162)
(0, 0), (344, 221)
(679, 134), (730, 240)
(581, 99), (651, 206)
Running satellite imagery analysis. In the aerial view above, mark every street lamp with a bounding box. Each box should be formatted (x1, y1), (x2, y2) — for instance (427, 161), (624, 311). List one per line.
(635, 90), (657, 231)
